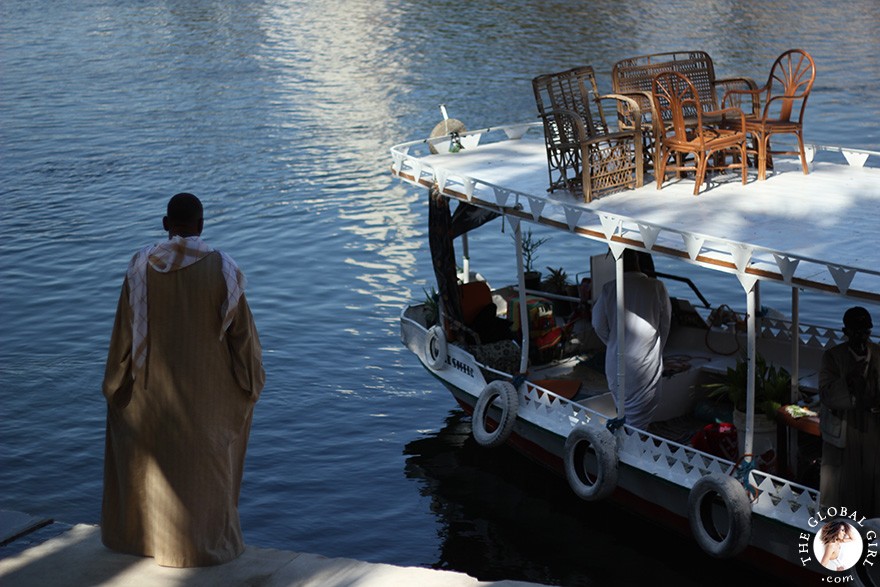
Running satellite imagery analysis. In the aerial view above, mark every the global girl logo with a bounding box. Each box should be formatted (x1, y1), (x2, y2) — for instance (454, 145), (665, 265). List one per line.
(797, 506), (878, 583)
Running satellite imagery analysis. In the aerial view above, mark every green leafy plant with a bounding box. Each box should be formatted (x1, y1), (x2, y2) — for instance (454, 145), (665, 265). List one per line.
(541, 266), (570, 294)
(705, 353), (791, 419)
(423, 286), (439, 327)
(515, 229), (550, 273)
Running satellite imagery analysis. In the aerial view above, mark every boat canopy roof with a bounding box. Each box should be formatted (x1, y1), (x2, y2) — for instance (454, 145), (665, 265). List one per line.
(391, 123), (880, 303)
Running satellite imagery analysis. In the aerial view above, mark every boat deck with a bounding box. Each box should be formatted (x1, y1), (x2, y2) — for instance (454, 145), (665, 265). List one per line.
(392, 125), (880, 301)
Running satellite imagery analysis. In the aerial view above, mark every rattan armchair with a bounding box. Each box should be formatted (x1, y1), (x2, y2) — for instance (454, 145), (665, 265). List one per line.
(651, 71), (748, 195)
(722, 49), (816, 181)
(532, 66), (644, 202)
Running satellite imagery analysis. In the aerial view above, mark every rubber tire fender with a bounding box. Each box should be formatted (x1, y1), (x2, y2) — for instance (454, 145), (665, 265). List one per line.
(471, 381), (519, 448)
(563, 425), (619, 501)
(425, 325), (447, 370)
(687, 473), (752, 558)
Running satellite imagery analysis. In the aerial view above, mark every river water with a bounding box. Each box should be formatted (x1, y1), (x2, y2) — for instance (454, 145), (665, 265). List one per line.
(2, 1), (878, 585)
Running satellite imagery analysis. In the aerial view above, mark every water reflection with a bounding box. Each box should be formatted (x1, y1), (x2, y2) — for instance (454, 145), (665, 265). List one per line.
(2, 0), (880, 581)
(404, 410), (799, 586)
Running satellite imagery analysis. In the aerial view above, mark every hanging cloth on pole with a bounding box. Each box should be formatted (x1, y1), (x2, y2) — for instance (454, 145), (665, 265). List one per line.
(428, 187), (501, 341)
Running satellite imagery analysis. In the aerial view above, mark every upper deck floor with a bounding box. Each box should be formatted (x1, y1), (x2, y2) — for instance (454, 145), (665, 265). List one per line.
(391, 123), (880, 303)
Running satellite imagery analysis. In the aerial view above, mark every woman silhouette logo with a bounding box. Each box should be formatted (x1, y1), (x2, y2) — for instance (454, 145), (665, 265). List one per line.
(814, 520), (863, 572)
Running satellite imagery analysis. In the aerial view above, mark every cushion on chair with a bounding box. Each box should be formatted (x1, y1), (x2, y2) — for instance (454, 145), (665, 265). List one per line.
(461, 281), (493, 326)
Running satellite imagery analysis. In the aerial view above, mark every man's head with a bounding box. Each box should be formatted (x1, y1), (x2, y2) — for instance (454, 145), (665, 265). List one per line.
(621, 248), (642, 273)
(163, 193), (204, 238)
(843, 306), (873, 353)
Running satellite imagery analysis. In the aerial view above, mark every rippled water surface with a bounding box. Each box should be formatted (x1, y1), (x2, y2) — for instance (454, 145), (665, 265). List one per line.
(2, 1), (879, 584)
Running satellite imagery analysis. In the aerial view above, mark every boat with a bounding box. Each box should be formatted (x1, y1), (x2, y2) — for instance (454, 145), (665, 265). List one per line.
(390, 114), (880, 584)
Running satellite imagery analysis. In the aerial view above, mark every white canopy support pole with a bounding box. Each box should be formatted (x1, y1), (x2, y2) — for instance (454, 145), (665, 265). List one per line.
(614, 248), (627, 421)
(754, 279), (762, 333)
(461, 233), (470, 283)
(790, 286), (800, 403)
(788, 286), (801, 473)
(744, 279), (758, 462)
(514, 224), (530, 374)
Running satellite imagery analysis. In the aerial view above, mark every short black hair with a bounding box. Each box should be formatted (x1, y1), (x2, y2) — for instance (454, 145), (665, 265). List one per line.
(843, 306), (873, 330)
(166, 192), (203, 226)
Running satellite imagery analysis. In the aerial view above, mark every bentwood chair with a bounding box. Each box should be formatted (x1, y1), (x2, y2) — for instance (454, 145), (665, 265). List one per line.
(532, 66), (644, 202)
(722, 49), (816, 180)
(611, 51), (758, 171)
(651, 71), (748, 195)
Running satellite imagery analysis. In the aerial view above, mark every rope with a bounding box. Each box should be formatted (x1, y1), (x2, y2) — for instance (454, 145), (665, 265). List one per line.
(732, 454), (760, 501)
(510, 373), (527, 388)
(705, 304), (742, 356)
(606, 416), (626, 432)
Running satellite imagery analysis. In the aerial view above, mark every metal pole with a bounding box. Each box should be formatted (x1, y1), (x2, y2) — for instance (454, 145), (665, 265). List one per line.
(790, 287), (800, 403)
(788, 286), (801, 473)
(615, 250), (626, 420)
(461, 233), (470, 284)
(514, 224), (530, 374)
(744, 281), (757, 461)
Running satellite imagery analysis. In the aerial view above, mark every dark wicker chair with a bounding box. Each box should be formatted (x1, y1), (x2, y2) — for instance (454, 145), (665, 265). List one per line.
(612, 51), (757, 170)
(722, 49), (816, 181)
(651, 71), (748, 195)
(532, 66), (644, 202)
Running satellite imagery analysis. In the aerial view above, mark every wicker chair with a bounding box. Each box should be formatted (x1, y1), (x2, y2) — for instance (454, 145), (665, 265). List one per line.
(532, 66), (644, 202)
(611, 51), (757, 170)
(651, 71), (748, 195)
(722, 49), (816, 181)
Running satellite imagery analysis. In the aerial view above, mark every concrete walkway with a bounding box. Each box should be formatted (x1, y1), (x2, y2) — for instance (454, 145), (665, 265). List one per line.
(0, 518), (547, 587)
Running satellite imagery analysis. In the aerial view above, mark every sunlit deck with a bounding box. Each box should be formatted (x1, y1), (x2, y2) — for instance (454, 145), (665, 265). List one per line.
(391, 123), (880, 301)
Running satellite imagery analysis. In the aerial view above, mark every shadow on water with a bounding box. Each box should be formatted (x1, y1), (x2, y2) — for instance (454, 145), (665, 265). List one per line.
(403, 410), (798, 587)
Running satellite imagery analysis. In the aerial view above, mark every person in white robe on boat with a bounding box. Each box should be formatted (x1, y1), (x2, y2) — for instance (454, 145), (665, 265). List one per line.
(591, 249), (671, 429)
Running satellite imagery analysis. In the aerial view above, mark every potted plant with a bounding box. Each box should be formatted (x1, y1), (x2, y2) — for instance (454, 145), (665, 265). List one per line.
(422, 286), (439, 327)
(517, 229), (549, 290)
(705, 353), (792, 464)
(542, 266), (572, 316)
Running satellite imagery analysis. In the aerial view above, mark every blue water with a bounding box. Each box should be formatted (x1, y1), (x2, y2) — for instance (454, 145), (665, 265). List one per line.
(2, 1), (879, 584)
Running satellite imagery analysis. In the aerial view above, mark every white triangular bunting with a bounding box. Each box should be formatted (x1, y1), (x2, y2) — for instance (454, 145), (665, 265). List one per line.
(638, 224), (661, 250)
(493, 187), (510, 207)
(507, 215), (521, 232)
(608, 241), (627, 260)
(435, 168), (448, 192)
(599, 214), (620, 240)
(504, 125), (528, 140)
(828, 264), (856, 294)
(804, 145), (815, 164)
(410, 160), (423, 182)
(682, 233), (705, 260)
(564, 206), (582, 231)
(729, 243), (754, 274)
(772, 254), (800, 284)
(737, 272), (758, 293)
(526, 196), (545, 221)
(842, 150), (869, 168)
(391, 152), (404, 172)
(463, 178), (475, 201)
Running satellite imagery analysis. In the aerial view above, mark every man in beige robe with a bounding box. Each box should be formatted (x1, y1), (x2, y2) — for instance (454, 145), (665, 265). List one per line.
(101, 193), (265, 567)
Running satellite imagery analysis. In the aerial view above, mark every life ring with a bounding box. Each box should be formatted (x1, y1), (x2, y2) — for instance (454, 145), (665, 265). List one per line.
(687, 473), (752, 558)
(425, 325), (447, 370)
(563, 425), (619, 501)
(472, 381), (519, 448)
